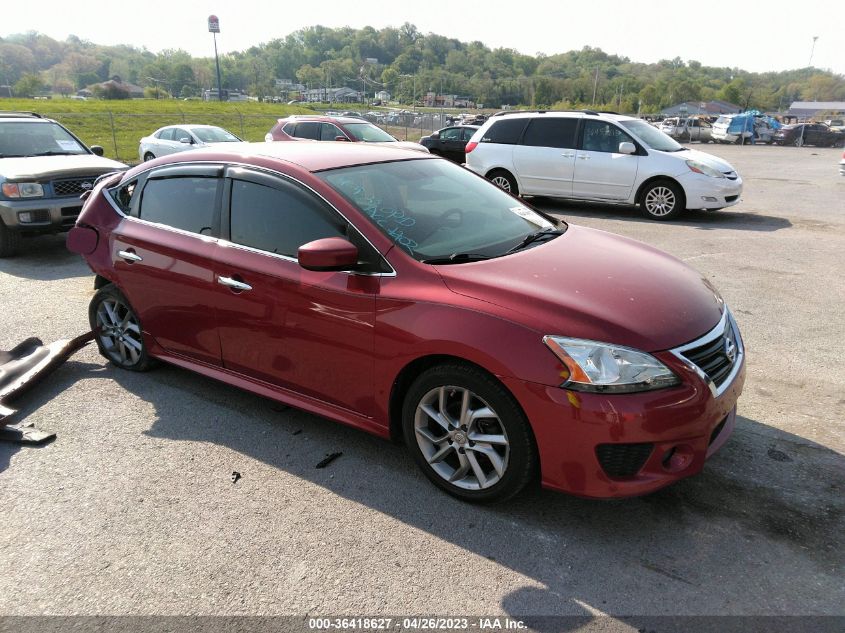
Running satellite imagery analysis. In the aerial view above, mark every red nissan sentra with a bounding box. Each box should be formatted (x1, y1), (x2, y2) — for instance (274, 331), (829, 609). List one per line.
(68, 142), (745, 502)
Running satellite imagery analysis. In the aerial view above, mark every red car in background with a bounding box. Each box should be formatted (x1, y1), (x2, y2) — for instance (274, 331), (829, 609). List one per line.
(264, 114), (428, 153)
(68, 142), (744, 502)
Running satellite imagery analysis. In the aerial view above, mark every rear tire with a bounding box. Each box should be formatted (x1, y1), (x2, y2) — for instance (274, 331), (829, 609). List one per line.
(89, 284), (156, 372)
(487, 169), (519, 196)
(0, 222), (22, 258)
(143, 152), (156, 161)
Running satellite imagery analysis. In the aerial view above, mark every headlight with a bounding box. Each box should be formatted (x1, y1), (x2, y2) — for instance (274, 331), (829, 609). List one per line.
(543, 336), (680, 393)
(685, 160), (724, 178)
(2, 182), (44, 198)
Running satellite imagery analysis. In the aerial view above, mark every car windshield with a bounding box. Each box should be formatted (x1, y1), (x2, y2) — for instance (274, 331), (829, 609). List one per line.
(621, 120), (683, 152)
(192, 127), (240, 143)
(0, 121), (88, 157)
(319, 159), (563, 262)
(343, 123), (397, 143)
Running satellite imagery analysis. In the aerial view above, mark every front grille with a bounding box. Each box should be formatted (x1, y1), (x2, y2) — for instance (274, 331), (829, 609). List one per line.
(725, 195), (739, 202)
(52, 177), (97, 198)
(596, 443), (654, 478)
(679, 319), (739, 389)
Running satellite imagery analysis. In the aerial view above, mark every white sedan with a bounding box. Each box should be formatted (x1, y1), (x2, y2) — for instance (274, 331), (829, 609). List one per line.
(138, 125), (242, 161)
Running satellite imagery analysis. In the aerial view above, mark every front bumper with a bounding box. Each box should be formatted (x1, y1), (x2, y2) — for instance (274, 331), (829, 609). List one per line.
(0, 196), (85, 234)
(678, 172), (743, 210)
(502, 349), (745, 499)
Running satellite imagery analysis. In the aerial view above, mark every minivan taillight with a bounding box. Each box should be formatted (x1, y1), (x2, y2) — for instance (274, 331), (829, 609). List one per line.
(464, 141), (478, 153)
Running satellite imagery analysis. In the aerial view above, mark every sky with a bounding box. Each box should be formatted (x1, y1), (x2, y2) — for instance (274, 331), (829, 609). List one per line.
(2, 0), (843, 76)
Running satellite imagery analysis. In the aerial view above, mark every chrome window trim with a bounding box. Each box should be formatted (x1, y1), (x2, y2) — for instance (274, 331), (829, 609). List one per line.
(101, 159), (396, 278)
(670, 308), (744, 398)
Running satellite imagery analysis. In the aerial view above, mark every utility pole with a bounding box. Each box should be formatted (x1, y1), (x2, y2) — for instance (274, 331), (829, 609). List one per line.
(208, 15), (223, 102)
(591, 67), (599, 105)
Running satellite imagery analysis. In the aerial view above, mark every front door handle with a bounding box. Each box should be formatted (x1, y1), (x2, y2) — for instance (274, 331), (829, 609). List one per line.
(118, 250), (142, 263)
(218, 275), (252, 292)
(577, 154), (591, 160)
(561, 152), (575, 158)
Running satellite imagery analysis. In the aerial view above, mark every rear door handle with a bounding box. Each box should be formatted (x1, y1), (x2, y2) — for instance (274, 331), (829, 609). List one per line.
(117, 250), (142, 263)
(561, 152), (575, 158)
(577, 154), (591, 160)
(218, 275), (252, 292)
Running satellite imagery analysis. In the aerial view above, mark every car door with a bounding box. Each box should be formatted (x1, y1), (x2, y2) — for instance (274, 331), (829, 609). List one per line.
(511, 117), (578, 196)
(320, 122), (348, 141)
(213, 167), (380, 415)
(110, 164), (224, 365)
(438, 127), (464, 161)
(572, 119), (640, 201)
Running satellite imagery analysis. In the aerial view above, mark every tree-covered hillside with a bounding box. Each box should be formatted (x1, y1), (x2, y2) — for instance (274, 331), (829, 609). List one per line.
(1, 25), (843, 112)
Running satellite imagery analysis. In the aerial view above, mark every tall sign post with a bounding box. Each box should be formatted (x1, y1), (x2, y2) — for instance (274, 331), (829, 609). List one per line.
(208, 15), (223, 102)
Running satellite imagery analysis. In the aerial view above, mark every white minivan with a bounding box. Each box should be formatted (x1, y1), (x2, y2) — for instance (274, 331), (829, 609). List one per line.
(464, 110), (742, 220)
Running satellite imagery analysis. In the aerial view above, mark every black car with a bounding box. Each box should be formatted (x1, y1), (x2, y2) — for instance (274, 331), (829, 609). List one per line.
(773, 123), (844, 147)
(419, 125), (480, 162)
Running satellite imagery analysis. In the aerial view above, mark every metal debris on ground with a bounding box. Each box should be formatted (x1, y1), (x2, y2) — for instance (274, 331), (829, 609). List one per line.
(231, 471), (242, 483)
(315, 452), (343, 469)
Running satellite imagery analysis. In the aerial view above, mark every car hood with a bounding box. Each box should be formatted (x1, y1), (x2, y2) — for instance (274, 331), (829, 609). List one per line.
(668, 148), (735, 172)
(435, 224), (723, 352)
(374, 140), (429, 153)
(0, 155), (127, 180)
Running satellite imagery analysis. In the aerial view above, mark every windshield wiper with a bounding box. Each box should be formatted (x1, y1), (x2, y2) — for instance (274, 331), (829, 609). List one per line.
(32, 151), (78, 156)
(422, 253), (492, 265)
(505, 227), (565, 254)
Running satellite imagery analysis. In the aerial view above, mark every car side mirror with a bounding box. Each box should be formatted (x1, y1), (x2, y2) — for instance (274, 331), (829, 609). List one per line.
(618, 142), (636, 155)
(334, 136), (351, 142)
(179, 137), (192, 144)
(298, 237), (359, 271)
(90, 145), (104, 156)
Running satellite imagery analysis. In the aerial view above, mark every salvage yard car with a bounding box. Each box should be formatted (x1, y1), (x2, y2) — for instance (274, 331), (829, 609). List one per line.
(0, 111), (127, 257)
(772, 123), (844, 147)
(465, 110), (742, 220)
(659, 117), (713, 143)
(265, 115), (429, 153)
(68, 141), (745, 502)
(138, 124), (242, 161)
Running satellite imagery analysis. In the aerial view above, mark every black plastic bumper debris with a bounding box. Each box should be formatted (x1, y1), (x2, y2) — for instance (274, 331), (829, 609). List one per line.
(0, 331), (94, 444)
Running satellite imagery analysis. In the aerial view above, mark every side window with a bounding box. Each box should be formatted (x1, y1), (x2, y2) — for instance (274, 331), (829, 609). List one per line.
(293, 122), (321, 140)
(229, 179), (345, 258)
(480, 118), (527, 145)
(158, 128), (174, 141)
(521, 118), (578, 149)
(108, 180), (138, 214)
(461, 127), (476, 141)
(173, 129), (191, 143)
(139, 177), (219, 235)
(440, 128), (461, 141)
(581, 120), (635, 153)
(282, 123), (297, 136)
(321, 124), (345, 141)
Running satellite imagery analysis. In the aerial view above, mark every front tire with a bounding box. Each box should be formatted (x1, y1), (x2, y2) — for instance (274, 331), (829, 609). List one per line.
(486, 169), (519, 196)
(402, 364), (537, 503)
(89, 284), (155, 371)
(0, 222), (22, 258)
(640, 180), (685, 221)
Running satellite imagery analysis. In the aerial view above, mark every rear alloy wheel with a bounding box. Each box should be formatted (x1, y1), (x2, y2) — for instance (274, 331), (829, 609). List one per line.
(641, 180), (684, 221)
(89, 284), (155, 371)
(403, 364), (536, 502)
(487, 170), (519, 196)
(0, 222), (22, 258)
(143, 152), (156, 161)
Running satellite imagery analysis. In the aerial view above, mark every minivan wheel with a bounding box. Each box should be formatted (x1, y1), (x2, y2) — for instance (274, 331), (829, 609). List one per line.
(402, 364), (536, 503)
(640, 180), (684, 220)
(0, 222), (22, 258)
(487, 170), (519, 196)
(89, 284), (155, 371)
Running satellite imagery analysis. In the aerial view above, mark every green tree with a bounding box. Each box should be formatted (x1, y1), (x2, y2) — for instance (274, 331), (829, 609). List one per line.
(13, 72), (43, 97)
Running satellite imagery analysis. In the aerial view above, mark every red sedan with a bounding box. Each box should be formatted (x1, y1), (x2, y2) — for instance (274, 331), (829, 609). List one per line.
(68, 142), (745, 502)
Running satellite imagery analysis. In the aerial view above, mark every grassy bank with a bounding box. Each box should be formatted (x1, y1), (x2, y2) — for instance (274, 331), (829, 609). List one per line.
(1, 98), (317, 163)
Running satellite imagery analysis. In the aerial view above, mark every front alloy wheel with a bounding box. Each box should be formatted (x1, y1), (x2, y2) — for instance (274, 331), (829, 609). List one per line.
(641, 181), (684, 220)
(403, 364), (536, 502)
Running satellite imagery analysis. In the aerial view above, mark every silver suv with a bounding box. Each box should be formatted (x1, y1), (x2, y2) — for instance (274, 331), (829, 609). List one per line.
(0, 112), (126, 257)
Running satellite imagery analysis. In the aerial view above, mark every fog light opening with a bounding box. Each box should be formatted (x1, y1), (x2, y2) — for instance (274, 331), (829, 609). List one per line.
(18, 211), (32, 223)
(662, 447), (676, 469)
(701, 196), (718, 202)
(662, 444), (694, 473)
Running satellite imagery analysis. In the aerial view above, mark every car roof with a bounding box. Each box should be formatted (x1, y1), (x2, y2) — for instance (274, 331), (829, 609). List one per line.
(279, 115), (372, 125)
(129, 141), (432, 176)
(485, 110), (638, 124)
(159, 124), (225, 130)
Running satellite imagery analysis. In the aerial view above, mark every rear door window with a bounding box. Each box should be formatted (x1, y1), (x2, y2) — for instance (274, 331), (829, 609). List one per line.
(521, 118), (578, 149)
(293, 122), (321, 140)
(139, 177), (220, 235)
